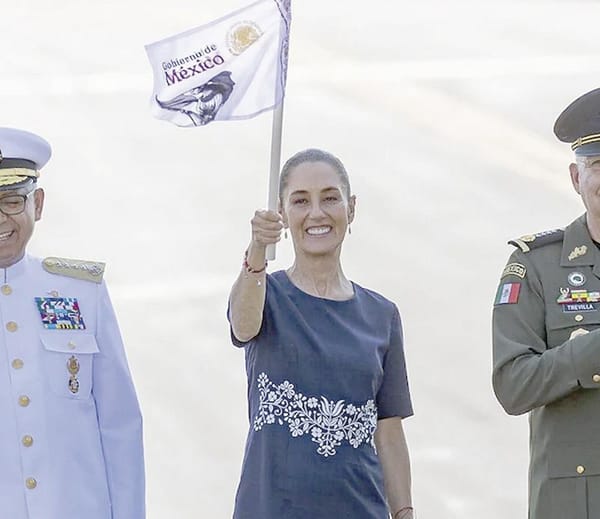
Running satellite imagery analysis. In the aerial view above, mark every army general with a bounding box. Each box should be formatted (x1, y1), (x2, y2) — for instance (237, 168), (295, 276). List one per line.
(0, 128), (145, 519)
(493, 88), (600, 518)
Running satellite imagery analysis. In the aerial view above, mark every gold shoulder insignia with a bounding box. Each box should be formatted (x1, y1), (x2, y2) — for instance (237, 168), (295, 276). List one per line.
(508, 229), (564, 253)
(42, 257), (105, 284)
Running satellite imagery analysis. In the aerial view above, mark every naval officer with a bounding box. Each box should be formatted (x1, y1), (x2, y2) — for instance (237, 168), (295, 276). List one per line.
(0, 128), (145, 519)
(493, 88), (600, 519)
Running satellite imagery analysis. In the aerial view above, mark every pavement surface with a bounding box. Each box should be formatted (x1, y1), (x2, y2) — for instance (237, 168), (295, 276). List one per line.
(2, 0), (600, 517)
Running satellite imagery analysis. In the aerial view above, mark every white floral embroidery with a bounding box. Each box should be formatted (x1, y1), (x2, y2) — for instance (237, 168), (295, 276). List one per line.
(253, 372), (378, 457)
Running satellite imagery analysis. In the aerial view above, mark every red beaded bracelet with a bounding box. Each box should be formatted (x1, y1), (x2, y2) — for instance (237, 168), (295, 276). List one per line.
(243, 250), (267, 274)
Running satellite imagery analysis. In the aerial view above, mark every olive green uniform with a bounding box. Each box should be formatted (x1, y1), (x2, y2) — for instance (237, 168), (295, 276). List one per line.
(493, 214), (600, 519)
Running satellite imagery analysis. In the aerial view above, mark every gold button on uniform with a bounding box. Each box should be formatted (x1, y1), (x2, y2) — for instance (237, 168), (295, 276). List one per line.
(18, 395), (30, 407)
(1, 284), (12, 295)
(25, 477), (37, 489)
(577, 465), (586, 474)
(594, 374), (600, 384)
(575, 315), (584, 322)
(6, 321), (18, 332)
(11, 359), (24, 370)
(22, 435), (33, 447)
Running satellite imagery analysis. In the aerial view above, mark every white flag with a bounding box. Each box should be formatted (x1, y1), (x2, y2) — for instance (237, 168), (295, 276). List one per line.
(145, 0), (291, 127)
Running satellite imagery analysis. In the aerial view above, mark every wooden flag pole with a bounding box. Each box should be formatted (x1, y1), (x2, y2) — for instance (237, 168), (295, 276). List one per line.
(266, 100), (284, 261)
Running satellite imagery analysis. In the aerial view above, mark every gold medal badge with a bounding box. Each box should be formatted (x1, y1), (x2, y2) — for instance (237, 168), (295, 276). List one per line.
(67, 355), (80, 394)
(227, 21), (263, 55)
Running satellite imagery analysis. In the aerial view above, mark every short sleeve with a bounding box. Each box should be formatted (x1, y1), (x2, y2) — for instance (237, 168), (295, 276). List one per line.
(226, 276), (271, 348)
(376, 306), (414, 419)
(226, 299), (258, 348)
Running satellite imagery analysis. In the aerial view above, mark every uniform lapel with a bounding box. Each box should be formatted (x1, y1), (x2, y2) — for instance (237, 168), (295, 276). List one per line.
(560, 214), (600, 277)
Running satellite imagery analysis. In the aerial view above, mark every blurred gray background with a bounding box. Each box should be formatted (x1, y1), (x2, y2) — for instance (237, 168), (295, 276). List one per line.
(2, 0), (599, 517)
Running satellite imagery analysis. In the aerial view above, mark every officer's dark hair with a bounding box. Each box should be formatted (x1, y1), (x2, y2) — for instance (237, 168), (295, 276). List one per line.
(279, 149), (352, 204)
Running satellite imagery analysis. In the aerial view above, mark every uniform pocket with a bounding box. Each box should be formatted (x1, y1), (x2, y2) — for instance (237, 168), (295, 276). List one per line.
(40, 332), (99, 399)
(546, 310), (600, 348)
(546, 442), (600, 519)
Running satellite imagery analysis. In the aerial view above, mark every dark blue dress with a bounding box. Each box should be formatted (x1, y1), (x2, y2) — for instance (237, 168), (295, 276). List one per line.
(229, 271), (413, 519)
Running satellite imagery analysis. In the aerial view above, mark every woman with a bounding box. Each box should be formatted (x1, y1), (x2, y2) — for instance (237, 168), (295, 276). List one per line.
(228, 149), (414, 519)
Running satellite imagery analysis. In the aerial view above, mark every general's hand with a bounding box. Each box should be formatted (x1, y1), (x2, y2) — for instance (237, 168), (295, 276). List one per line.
(250, 209), (283, 247)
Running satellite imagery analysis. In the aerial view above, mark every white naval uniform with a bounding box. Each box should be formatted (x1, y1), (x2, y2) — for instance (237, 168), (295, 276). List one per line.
(0, 254), (145, 519)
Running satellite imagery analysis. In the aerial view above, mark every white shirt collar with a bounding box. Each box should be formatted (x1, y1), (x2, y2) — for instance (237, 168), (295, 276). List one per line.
(2, 254), (29, 283)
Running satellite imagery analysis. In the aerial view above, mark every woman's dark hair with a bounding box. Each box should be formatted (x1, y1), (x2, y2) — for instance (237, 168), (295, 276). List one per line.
(279, 149), (351, 203)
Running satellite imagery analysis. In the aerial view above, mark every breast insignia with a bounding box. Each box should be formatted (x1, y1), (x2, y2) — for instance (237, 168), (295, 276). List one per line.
(508, 229), (564, 253)
(67, 355), (80, 394)
(42, 257), (105, 284)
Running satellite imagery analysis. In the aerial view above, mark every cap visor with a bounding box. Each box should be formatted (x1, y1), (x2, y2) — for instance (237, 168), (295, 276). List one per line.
(575, 142), (600, 156)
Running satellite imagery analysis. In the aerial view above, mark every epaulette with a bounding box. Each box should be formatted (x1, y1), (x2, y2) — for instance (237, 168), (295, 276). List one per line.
(42, 257), (105, 284)
(508, 229), (564, 253)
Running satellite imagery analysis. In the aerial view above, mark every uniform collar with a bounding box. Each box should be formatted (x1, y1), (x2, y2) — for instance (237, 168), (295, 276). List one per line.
(1, 253), (29, 283)
(560, 215), (600, 276)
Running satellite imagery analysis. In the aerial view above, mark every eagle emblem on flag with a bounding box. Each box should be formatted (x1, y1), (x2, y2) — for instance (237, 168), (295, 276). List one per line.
(155, 71), (235, 126)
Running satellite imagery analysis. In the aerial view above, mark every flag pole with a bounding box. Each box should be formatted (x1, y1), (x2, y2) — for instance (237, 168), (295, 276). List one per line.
(266, 100), (284, 261)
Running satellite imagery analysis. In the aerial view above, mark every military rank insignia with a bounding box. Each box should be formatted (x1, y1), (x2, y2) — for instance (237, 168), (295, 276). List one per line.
(35, 297), (86, 330)
(495, 283), (521, 305)
(568, 246), (588, 261)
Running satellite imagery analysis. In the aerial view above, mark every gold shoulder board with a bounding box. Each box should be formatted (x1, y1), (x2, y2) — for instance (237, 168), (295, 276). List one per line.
(42, 257), (105, 284)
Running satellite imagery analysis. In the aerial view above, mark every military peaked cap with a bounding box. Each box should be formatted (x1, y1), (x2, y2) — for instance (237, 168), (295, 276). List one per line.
(0, 127), (51, 189)
(554, 88), (600, 156)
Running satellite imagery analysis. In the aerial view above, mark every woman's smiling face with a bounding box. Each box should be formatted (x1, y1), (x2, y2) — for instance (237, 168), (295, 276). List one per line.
(281, 161), (355, 257)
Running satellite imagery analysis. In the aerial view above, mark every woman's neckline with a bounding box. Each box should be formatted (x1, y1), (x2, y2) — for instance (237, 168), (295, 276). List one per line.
(280, 270), (357, 303)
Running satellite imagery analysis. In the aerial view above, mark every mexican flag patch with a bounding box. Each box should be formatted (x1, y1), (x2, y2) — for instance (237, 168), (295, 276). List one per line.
(495, 283), (521, 305)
